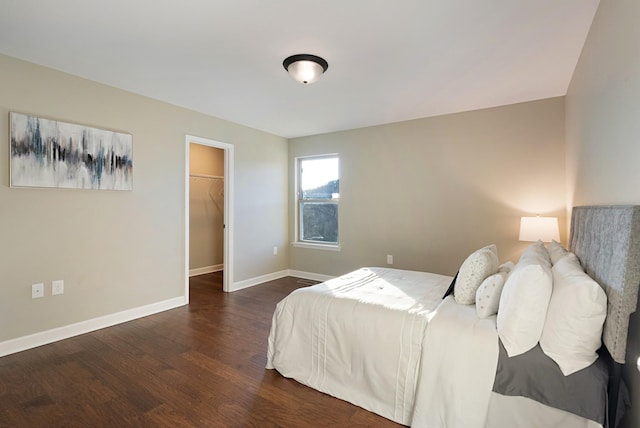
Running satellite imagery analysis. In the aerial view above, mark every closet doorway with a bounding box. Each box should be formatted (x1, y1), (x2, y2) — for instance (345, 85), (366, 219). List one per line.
(185, 135), (234, 300)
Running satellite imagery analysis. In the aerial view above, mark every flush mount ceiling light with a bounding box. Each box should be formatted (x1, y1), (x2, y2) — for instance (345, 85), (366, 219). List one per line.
(283, 54), (328, 84)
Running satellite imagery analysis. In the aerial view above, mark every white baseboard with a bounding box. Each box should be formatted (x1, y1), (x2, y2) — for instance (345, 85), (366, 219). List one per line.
(287, 270), (334, 282)
(230, 269), (290, 292)
(0, 296), (186, 358)
(0, 269), (334, 357)
(229, 269), (334, 292)
(189, 264), (223, 277)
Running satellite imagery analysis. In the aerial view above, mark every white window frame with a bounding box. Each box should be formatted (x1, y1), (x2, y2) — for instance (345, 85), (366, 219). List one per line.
(293, 154), (341, 251)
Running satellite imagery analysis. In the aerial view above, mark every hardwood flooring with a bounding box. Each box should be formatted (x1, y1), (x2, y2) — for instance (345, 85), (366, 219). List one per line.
(0, 273), (403, 427)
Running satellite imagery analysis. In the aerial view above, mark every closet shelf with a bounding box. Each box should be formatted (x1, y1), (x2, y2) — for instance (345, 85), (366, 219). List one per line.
(190, 173), (224, 180)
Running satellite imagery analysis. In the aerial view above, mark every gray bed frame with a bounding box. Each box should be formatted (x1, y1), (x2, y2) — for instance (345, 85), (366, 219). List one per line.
(569, 205), (640, 426)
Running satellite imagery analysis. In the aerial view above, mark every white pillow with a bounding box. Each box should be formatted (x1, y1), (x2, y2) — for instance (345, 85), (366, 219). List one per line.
(475, 271), (507, 318)
(519, 240), (551, 267)
(540, 253), (607, 375)
(547, 239), (569, 265)
(497, 257), (553, 357)
(454, 244), (499, 305)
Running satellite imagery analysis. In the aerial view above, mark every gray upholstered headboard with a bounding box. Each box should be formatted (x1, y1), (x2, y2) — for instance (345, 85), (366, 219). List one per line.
(569, 205), (640, 364)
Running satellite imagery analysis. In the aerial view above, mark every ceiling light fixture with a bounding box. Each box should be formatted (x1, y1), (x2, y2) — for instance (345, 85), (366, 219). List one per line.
(283, 54), (328, 84)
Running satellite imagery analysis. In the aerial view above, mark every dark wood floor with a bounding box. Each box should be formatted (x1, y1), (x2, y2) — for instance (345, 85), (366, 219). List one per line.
(0, 273), (403, 427)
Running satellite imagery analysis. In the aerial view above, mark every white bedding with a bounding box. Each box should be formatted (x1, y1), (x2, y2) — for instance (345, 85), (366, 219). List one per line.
(411, 296), (499, 428)
(266, 267), (605, 427)
(266, 267), (451, 424)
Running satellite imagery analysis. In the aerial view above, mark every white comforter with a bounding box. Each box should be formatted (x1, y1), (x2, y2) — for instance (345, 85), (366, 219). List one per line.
(411, 296), (499, 427)
(267, 267), (499, 426)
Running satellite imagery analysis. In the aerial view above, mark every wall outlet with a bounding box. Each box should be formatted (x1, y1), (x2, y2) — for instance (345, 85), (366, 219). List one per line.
(273, 246), (278, 255)
(32, 283), (44, 298)
(52, 280), (64, 295)
(386, 255), (393, 265)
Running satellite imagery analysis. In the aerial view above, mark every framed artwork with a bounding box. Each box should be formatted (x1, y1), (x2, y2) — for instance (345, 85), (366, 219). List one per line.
(9, 112), (133, 190)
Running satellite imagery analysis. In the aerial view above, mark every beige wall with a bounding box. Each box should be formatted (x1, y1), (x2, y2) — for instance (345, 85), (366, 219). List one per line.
(289, 97), (567, 277)
(189, 144), (224, 271)
(566, 0), (640, 426)
(0, 54), (289, 343)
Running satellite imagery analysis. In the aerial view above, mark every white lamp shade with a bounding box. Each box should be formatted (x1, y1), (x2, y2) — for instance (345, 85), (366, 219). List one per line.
(286, 60), (325, 84)
(519, 216), (560, 242)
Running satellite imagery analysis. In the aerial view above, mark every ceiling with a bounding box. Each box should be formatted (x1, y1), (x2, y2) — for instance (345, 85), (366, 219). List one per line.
(0, 1), (600, 139)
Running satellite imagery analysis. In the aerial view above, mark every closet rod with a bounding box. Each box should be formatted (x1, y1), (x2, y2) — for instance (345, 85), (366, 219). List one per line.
(189, 173), (224, 180)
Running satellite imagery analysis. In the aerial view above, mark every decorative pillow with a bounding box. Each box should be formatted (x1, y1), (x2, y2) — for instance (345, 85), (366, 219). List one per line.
(497, 254), (553, 357)
(453, 245), (499, 305)
(540, 253), (607, 375)
(547, 239), (569, 265)
(498, 261), (515, 274)
(475, 271), (507, 318)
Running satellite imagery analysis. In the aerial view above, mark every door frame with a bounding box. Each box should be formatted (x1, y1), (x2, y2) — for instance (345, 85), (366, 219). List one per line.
(185, 134), (234, 299)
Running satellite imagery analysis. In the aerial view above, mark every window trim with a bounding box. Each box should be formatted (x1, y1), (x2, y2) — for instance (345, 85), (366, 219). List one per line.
(291, 241), (342, 251)
(294, 154), (341, 250)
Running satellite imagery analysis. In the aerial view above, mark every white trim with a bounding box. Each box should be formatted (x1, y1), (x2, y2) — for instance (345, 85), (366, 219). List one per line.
(230, 269), (334, 292)
(231, 270), (290, 292)
(185, 141), (190, 302)
(293, 153), (341, 248)
(287, 270), (335, 282)
(185, 135), (234, 295)
(291, 241), (342, 251)
(189, 264), (223, 277)
(0, 269), (335, 356)
(0, 297), (185, 357)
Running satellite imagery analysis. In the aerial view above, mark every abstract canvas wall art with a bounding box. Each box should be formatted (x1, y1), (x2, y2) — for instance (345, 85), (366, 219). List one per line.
(10, 112), (133, 190)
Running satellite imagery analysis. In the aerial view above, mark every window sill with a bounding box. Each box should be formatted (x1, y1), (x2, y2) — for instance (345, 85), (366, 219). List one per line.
(291, 242), (342, 252)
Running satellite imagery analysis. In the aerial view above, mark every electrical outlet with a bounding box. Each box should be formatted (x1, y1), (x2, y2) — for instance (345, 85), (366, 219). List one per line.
(52, 280), (64, 295)
(387, 255), (393, 265)
(32, 283), (44, 298)
(273, 246), (278, 255)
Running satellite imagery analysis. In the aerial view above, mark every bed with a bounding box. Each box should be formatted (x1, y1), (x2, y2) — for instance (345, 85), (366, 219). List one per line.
(266, 205), (640, 427)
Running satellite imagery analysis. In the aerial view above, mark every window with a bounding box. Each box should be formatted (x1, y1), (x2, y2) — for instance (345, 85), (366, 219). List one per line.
(297, 155), (339, 246)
